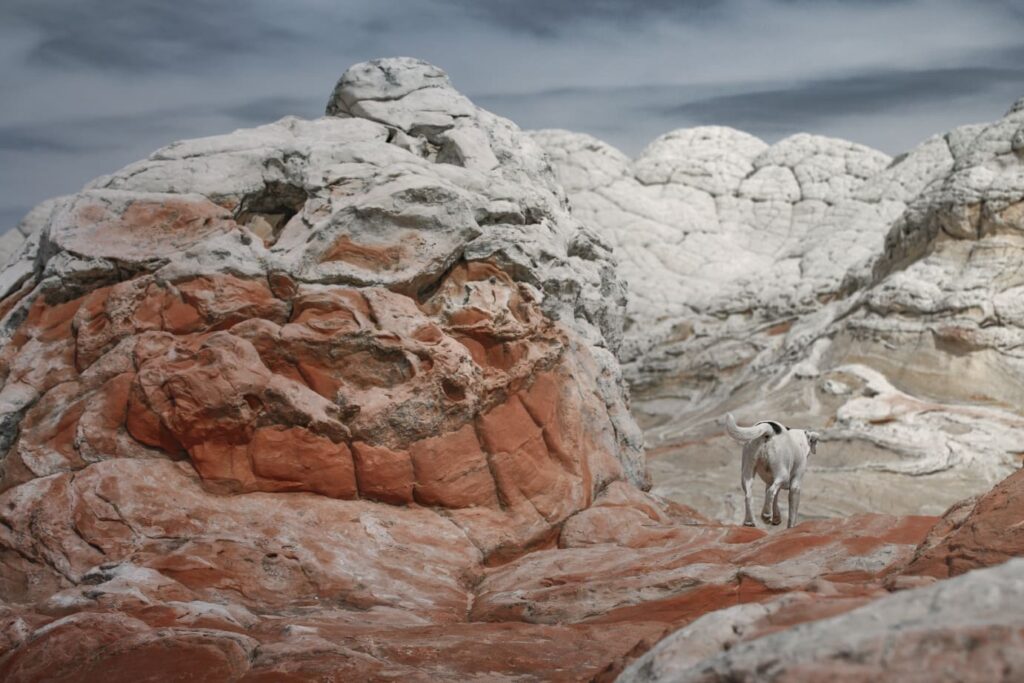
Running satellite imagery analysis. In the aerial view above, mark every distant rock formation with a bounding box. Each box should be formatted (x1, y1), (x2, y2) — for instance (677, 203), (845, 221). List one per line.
(536, 101), (1024, 522)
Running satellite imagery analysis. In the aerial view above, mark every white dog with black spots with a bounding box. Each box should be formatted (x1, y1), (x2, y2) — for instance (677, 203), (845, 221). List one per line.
(725, 413), (819, 528)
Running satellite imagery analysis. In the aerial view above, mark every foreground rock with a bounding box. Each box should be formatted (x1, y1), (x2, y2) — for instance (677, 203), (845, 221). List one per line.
(619, 558), (1024, 683)
(618, 468), (1024, 682)
(0, 57), (654, 680)
(0, 454), (940, 680)
(900, 467), (1024, 580)
(537, 101), (1024, 525)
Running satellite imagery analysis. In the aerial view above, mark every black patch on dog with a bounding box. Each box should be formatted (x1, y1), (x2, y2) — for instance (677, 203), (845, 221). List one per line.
(756, 421), (787, 435)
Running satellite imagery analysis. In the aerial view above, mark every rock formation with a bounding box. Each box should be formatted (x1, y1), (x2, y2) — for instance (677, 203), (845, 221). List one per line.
(1, 57), (1023, 681)
(536, 101), (1024, 523)
(619, 557), (1024, 683)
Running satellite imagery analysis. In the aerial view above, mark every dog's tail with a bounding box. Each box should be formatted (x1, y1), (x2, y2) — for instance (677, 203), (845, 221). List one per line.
(724, 413), (774, 443)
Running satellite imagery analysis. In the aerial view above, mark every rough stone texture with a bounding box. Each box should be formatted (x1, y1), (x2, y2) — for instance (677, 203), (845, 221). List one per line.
(899, 467), (1024, 580)
(0, 58), (662, 680)
(536, 102), (1024, 525)
(619, 558), (1024, 683)
(531, 127), (922, 378)
(0, 453), (941, 681)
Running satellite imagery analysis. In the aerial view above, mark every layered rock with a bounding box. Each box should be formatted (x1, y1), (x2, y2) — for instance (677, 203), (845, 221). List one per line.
(0, 452), (945, 681)
(0, 57), (659, 679)
(537, 102), (1024, 524)
(900, 467), (1024, 580)
(0, 58), (646, 508)
(616, 467), (1024, 682)
(531, 127), (938, 386)
(619, 557), (1024, 683)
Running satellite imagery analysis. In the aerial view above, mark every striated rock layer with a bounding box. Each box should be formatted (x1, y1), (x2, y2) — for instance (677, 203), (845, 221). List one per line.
(537, 100), (1024, 524)
(0, 57), (662, 680)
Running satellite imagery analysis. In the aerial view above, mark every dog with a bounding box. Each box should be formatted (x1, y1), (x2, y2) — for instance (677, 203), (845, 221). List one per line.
(724, 413), (819, 528)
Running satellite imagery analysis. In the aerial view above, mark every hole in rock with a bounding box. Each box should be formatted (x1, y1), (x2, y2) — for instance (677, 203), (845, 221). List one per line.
(442, 378), (466, 402)
(235, 181), (308, 247)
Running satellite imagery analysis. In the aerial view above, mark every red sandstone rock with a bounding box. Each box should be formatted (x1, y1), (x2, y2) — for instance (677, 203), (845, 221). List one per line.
(351, 441), (415, 504)
(409, 423), (500, 508)
(51, 192), (236, 265)
(899, 467), (1024, 579)
(0, 452), (948, 681)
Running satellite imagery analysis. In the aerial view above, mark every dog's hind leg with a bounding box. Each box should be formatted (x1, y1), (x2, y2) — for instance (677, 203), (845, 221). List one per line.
(741, 448), (757, 527)
(761, 481), (770, 524)
(763, 476), (785, 527)
(787, 482), (802, 528)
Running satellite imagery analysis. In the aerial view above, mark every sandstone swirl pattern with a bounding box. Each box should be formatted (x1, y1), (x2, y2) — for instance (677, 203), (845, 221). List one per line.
(536, 102), (1024, 522)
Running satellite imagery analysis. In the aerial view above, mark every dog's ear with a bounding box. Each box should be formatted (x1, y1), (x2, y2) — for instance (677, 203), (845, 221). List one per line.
(807, 432), (820, 455)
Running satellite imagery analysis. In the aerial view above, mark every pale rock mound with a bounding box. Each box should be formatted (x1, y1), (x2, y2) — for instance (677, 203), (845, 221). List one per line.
(537, 101), (1024, 523)
(0, 57), (664, 679)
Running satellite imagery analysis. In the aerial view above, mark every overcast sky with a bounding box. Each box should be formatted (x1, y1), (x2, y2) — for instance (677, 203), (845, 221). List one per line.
(2, 0), (1023, 232)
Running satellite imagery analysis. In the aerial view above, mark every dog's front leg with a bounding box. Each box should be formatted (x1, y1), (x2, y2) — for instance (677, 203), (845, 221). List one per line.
(741, 473), (756, 527)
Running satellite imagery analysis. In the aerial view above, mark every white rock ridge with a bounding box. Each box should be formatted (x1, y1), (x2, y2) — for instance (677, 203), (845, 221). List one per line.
(537, 99), (1024, 522)
(531, 125), (947, 382)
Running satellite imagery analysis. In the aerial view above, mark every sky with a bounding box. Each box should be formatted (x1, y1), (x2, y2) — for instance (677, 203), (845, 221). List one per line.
(2, 0), (1024, 232)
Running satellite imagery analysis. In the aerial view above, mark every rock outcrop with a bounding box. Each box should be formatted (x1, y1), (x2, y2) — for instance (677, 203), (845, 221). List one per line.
(616, 467), (1024, 682)
(0, 57), (658, 679)
(536, 101), (1024, 524)
(619, 557), (1024, 683)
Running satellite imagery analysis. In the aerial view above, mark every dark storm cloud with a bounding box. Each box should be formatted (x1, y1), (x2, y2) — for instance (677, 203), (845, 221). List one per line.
(438, 0), (724, 36)
(0, 108), (216, 154)
(661, 66), (1024, 135)
(8, 0), (286, 72)
(2, 0), (1024, 233)
(438, 0), (922, 36)
(0, 125), (89, 153)
(5, 0), (439, 75)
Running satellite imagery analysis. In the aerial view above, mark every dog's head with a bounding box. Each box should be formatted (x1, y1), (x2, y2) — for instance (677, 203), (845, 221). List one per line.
(806, 431), (820, 456)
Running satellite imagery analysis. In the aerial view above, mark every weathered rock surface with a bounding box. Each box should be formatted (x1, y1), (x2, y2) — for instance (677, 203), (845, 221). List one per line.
(537, 101), (1024, 525)
(0, 453), (942, 681)
(0, 57), (659, 680)
(900, 467), (1024, 580)
(619, 557), (1024, 683)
